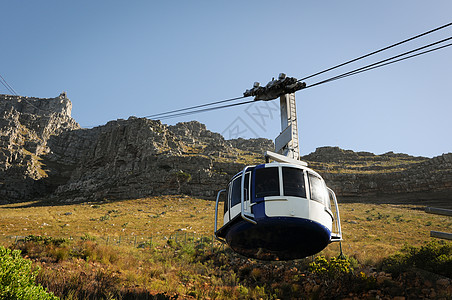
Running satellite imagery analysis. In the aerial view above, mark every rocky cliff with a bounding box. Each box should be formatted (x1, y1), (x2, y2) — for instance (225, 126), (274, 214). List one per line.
(302, 147), (452, 203)
(0, 93), (79, 199)
(0, 94), (451, 205)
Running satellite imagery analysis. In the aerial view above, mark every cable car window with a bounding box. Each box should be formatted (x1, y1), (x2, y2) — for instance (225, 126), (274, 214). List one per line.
(223, 188), (228, 215)
(255, 167), (280, 198)
(231, 176), (242, 207)
(244, 172), (250, 201)
(308, 173), (328, 205)
(282, 167), (306, 198)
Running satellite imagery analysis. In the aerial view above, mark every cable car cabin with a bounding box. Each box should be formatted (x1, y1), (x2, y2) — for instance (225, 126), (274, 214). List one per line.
(214, 162), (342, 260)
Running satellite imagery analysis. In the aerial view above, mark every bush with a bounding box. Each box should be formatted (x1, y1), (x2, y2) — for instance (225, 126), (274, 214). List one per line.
(0, 246), (58, 299)
(381, 240), (452, 277)
(24, 235), (67, 246)
(308, 256), (353, 279)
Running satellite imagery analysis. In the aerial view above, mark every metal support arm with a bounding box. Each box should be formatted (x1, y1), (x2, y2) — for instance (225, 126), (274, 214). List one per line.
(328, 187), (343, 242)
(214, 189), (226, 242)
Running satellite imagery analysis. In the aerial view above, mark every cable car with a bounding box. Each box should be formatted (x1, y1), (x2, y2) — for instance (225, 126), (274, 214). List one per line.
(214, 151), (342, 260)
(214, 74), (342, 260)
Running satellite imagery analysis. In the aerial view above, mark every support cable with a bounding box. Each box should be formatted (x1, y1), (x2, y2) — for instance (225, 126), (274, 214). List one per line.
(157, 99), (255, 120)
(154, 37), (452, 120)
(147, 23), (452, 121)
(298, 22), (452, 82)
(0, 73), (18, 95)
(145, 95), (248, 119)
(312, 42), (452, 87)
(306, 37), (452, 89)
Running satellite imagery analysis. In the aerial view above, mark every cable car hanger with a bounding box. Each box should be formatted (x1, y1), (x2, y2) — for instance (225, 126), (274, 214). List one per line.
(214, 73), (342, 261)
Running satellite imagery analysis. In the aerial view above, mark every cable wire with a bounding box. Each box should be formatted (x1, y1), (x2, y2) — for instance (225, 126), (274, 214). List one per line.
(298, 22), (452, 82)
(0, 73), (18, 95)
(146, 23), (452, 121)
(157, 99), (256, 120)
(153, 38), (452, 120)
(312, 42), (452, 87)
(145, 95), (248, 119)
(306, 36), (452, 89)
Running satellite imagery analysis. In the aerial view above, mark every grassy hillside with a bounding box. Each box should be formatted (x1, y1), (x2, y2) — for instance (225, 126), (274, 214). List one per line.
(1, 197), (451, 299)
(1, 197), (449, 259)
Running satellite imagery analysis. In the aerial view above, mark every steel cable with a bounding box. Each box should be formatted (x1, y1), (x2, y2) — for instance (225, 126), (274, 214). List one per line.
(298, 22), (452, 82)
(306, 37), (452, 89)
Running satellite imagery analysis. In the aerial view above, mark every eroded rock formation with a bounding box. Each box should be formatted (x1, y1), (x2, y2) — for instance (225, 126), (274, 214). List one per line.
(303, 147), (452, 202)
(0, 93), (79, 199)
(0, 93), (451, 204)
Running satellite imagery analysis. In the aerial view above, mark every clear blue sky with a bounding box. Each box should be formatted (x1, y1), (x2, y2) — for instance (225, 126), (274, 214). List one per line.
(1, 1), (451, 157)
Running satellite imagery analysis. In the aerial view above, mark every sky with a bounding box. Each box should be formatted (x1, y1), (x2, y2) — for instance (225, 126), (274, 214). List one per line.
(1, 1), (451, 158)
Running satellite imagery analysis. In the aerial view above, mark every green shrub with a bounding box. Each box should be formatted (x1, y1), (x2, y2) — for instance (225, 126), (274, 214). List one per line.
(0, 246), (58, 299)
(175, 170), (192, 183)
(24, 235), (67, 246)
(308, 256), (353, 279)
(80, 233), (96, 241)
(381, 240), (452, 277)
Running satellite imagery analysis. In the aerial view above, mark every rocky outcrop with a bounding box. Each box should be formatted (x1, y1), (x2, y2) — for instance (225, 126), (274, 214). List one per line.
(0, 94), (268, 202)
(0, 93), (79, 200)
(303, 147), (452, 202)
(0, 94), (451, 204)
(45, 119), (262, 201)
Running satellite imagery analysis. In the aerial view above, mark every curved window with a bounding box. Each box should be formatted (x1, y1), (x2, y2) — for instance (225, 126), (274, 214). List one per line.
(255, 167), (280, 198)
(223, 190), (228, 215)
(231, 176), (242, 207)
(308, 173), (328, 205)
(227, 173), (251, 213)
(282, 167), (306, 198)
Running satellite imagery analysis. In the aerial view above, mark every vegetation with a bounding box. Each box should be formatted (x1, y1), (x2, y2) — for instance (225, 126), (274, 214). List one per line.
(7, 236), (449, 299)
(0, 197), (451, 299)
(0, 246), (58, 299)
(172, 170), (192, 193)
(381, 240), (452, 277)
(307, 152), (428, 174)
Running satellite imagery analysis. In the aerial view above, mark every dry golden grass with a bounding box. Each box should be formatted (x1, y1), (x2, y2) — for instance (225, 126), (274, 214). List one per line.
(321, 203), (451, 263)
(1, 196), (451, 299)
(0, 196), (450, 263)
(0, 196), (217, 247)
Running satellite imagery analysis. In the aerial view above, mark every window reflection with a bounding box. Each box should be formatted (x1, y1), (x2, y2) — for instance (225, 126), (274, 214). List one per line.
(255, 167), (280, 198)
(282, 167), (306, 198)
(308, 173), (328, 205)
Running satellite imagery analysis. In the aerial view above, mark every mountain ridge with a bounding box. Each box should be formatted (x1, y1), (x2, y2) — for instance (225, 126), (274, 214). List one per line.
(1, 93), (451, 206)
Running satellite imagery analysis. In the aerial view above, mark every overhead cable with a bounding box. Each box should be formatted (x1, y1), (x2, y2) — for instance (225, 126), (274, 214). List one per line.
(153, 37), (452, 120)
(157, 99), (255, 120)
(298, 22), (452, 82)
(306, 36), (452, 89)
(309, 42), (452, 87)
(0, 73), (18, 95)
(145, 95), (248, 119)
(147, 22), (452, 121)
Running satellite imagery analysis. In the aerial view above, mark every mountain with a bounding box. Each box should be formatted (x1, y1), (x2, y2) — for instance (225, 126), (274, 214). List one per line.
(304, 147), (452, 205)
(1, 93), (451, 205)
(0, 93), (79, 200)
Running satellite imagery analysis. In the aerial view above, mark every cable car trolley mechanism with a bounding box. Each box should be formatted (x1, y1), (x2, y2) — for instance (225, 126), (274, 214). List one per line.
(214, 74), (342, 260)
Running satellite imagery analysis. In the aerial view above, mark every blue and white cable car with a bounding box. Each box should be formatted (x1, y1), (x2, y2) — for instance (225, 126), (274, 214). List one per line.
(214, 75), (342, 260)
(214, 151), (342, 260)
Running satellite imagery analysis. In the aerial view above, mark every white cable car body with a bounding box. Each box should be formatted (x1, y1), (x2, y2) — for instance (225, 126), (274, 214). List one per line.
(214, 75), (342, 260)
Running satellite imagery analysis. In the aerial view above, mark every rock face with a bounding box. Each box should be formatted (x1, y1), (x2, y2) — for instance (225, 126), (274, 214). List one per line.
(47, 119), (275, 201)
(0, 93), (270, 202)
(0, 94), (451, 204)
(45, 118), (247, 201)
(0, 93), (79, 200)
(302, 147), (452, 202)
